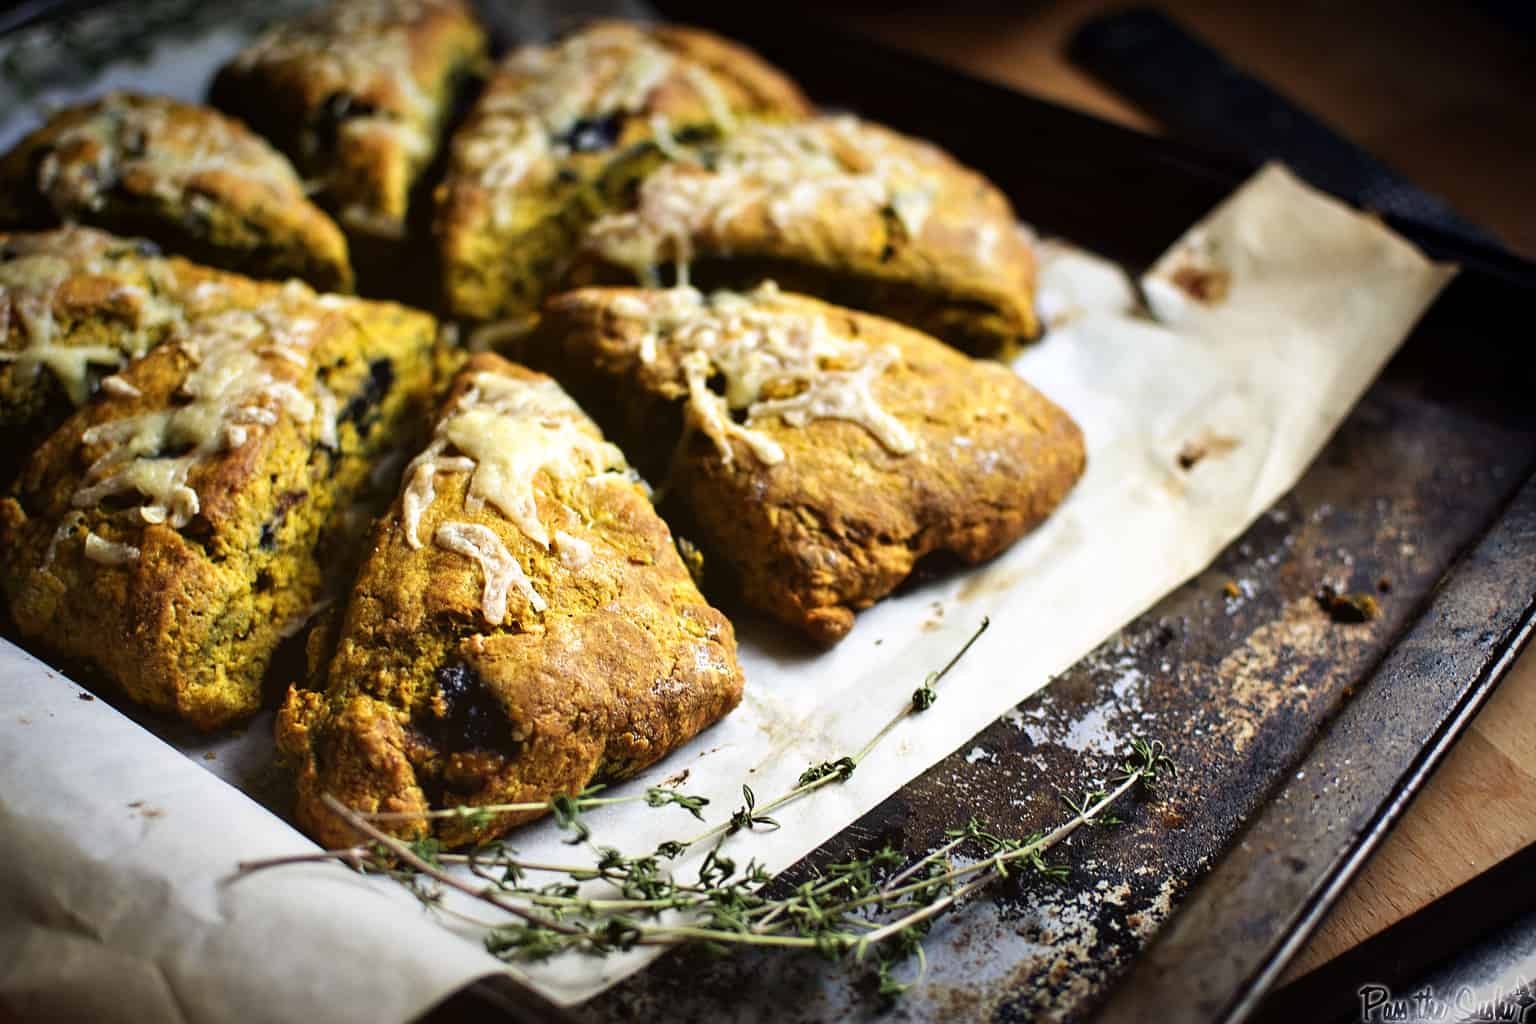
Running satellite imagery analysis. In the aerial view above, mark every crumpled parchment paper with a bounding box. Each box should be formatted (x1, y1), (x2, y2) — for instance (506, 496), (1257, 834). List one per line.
(0, 164), (1454, 1021)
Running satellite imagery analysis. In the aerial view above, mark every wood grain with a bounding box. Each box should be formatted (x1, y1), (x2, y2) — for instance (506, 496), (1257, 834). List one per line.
(827, 0), (1536, 979)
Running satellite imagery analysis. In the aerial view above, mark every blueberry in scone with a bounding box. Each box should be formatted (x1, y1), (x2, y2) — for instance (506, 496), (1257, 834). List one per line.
(212, 0), (488, 244)
(434, 20), (811, 327)
(576, 115), (1041, 357)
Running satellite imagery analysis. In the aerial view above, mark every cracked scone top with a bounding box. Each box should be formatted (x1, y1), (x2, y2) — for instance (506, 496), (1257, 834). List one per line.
(532, 284), (1086, 644)
(213, 0), (488, 240)
(435, 20), (811, 323)
(279, 354), (743, 849)
(576, 115), (1039, 357)
(0, 94), (352, 291)
(0, 273), (435, 728)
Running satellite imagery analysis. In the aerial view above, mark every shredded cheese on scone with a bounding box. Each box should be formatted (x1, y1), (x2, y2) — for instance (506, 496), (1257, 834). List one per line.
(36, 93), (305, 214)
(0, 227), (183, 404)
(401, 371), (628, 624)
(452, 23), (743, 232)
(70, 283), (330, 531)
(585, 116), (940, 281)
(612, 282), (917, 466)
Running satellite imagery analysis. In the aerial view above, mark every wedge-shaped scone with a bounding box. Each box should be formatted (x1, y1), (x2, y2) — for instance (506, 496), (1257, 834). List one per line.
(435, 20), (811, 325)
(0, 93), (352, 291)
(0, 279), (435, 728)
(212, 0), (487, 242)
(578, 115), (1039, 357)
(278, 354), (743, 849)
(531, 284), (1084, 645)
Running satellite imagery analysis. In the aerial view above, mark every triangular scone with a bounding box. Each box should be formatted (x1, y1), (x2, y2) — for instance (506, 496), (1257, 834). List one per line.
(0, 94), (352, 291)
(532, 284), (1084, 645)
(211, 0), (488, 243)
(0, 278), (436, 728)
(434, 21), (811, 325)
(278, 354), (744, 849)
(577, 115), (1039, 357)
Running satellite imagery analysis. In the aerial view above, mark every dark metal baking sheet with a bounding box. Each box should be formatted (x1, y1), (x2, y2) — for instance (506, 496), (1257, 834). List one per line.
(429, 11), (1536, 1022)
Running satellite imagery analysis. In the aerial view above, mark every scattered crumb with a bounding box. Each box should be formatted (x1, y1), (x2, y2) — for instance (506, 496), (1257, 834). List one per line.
(1170, 264), (1231, 304)
(127, 800), (163, 819)
(1222, 580), (1241, 599)
(1177, 432), (1240, 470)
(78, 692), (95, 701)
(202, 751), (217, 761)
(1376, 576), (1393, 593)
(661, 768), (691, 788)
(1316, 585), (1380, 623)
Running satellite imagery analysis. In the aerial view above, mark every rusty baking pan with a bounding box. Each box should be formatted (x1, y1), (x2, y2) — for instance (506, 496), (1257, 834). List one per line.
(423, 10), (1536, 1022)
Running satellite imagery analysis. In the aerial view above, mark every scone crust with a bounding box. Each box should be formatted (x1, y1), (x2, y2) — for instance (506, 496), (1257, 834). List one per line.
(212, 0), (488, 239)
(0, 93), (352, 291)
(435, 20), (812, 323)
(577, 116), (1039, 356)
(535, 286), (1084, 644)
(277, 354), (744, 849)
(0, 280), (435, 728)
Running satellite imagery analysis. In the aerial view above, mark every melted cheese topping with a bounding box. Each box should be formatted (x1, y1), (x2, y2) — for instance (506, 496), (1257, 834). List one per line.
(553, 530), (594, 571)
(36, 93), (304, 214)
(70, 286), (330, 529)
(615, 283), (916, 466)
(434, 521), (545, 622)
(83, 531), (141, 566)
(585, 116), (939, 278)
(401, 371), (627, 623)
(234, 0), (440, 174)
(0, 228), (184, 404)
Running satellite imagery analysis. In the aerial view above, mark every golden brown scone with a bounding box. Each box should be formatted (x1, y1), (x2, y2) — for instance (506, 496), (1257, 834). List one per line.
(0, 278), (436, 728)
(0, 93), (352, 291)
(212, 0), (488, 243)
(435, 20), (811, 325)
(530, 284), (1084, 645)
(577, 115), (1039, 357)
(277, 354), (743, 849)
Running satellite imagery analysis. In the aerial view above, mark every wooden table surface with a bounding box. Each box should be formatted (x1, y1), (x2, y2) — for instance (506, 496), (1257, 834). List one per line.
(831, 0), (1536, 983)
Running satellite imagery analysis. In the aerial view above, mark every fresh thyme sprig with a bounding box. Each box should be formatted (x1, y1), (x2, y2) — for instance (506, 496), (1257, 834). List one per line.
(236, 619), (1176, 1001)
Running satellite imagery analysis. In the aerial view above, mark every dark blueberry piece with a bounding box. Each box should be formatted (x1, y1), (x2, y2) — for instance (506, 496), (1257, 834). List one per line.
(556, 113), (625, 153)
(426, 662), (516, 752)
(339, 358), (394, 430)
(259, 521), (278, 550)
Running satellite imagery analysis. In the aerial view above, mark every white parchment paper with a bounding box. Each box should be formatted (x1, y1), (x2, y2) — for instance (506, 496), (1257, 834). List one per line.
(0, 165), (1454, 1021)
